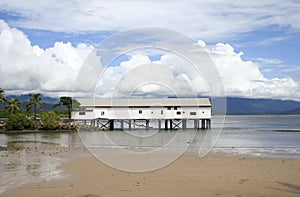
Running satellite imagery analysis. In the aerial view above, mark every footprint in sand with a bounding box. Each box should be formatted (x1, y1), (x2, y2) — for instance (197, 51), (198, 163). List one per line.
(239, 178), (250, 184)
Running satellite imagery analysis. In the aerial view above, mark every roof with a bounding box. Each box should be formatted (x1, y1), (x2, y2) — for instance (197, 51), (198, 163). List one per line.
(76, 98), (211, 107)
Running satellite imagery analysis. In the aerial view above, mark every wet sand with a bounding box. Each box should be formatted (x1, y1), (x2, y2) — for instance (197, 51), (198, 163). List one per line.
(1, 147), (300, 197)
(0, 129), (76, 134)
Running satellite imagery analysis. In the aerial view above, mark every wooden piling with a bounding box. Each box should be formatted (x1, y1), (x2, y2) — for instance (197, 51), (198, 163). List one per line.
(109, 119), (114, 130)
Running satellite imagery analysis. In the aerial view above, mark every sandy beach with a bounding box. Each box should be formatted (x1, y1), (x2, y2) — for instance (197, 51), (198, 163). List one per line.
(1, 147), (300, 197)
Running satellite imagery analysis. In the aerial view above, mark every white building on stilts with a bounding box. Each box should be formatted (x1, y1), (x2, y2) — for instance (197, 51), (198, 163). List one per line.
(72, 98), (212, 130)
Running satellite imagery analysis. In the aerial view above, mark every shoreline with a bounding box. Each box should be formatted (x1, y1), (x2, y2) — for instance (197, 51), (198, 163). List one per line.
(0, 129), (76, 134)
(1, 147), (300, 197)
(1, 128), (300, 135)
(0, 128), (208, 134)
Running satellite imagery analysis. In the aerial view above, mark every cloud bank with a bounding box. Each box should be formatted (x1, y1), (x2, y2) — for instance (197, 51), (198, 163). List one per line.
(0, 20), (299, 101)
(0, 20), (93, 97)
(0, 0), (300, 41)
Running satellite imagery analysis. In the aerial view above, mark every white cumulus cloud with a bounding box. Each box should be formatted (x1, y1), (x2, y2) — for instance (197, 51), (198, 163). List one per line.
(204, 42), (300, 100)
(91, 41), (300, 101)
(0, 20), (299, 101)
(0, 0), (300, 41)
(0, 20), (93, 96)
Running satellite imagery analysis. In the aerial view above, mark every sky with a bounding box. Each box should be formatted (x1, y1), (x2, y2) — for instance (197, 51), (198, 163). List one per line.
(0, 0), (299, 101)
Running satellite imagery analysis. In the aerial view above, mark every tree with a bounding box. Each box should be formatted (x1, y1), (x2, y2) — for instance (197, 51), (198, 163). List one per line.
(5, 113), (33, 130)
(0, 88), (6, 104)
(41, 111), (61, 130)
(54, 96), (80, 119)
(5, 98), (21, 114)
(26, 93), (43, 120)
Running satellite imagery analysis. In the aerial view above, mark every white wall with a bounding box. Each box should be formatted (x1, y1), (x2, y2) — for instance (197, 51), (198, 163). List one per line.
(71, 109), (96, 120)
(72, 106), (211, 120)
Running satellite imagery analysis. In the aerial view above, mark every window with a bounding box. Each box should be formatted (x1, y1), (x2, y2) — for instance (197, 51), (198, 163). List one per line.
(174, 107), (177, 110)
(202, 111), (205, 114)
(167, 107), (171, 110)
(161, 110), (163, 115)
(176, 111), (181, 115)
(79, 112), (85, 115)
(101, 111), (105, 116)
(190, 112), (196, 115)
(139, 110), (142, 114)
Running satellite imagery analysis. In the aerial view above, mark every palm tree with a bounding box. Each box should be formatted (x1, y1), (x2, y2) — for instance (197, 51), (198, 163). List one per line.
(26, 93), (43, 120)
(0, 88), (6, 104)
(5, 98), (21, 114)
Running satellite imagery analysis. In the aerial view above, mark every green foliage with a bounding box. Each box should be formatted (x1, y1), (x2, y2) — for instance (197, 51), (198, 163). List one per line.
(0, 110), (10, 117)
(5, 98), (21, 114)
(0, 88), (6, 104)
(5, 113), (33, 130)
(54, 96), (80, 119)
(72, 99), (81, 110)
(41, 111), (61, 130)
(26, 93), (43, 120)
(53, 110), (69, 116)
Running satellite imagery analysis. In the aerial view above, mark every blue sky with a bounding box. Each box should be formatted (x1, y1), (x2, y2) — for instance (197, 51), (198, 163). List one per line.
(0, 0), (299, 100)
(232, 27), (300, 80)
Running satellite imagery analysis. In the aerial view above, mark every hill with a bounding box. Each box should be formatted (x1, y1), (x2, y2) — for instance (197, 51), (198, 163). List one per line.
(1, 95), (300, 114)
(0, 95), (63, 111)
(225, 97), (300, 114)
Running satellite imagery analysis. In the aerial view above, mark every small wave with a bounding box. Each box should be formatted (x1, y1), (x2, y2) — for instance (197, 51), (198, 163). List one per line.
(212, 147), (300, 159)
(273, 130), (300, 132)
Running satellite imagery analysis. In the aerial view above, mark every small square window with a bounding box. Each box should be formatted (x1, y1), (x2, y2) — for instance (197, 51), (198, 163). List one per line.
(190, 112), (196, 115)
(176, 111), (181, 115)
(139, 110), (142, 114)
(79, 112), (85, 115)
(174, 107), (177, 110)
(101, 111), (105, 115)
(167, 107), (171, 110)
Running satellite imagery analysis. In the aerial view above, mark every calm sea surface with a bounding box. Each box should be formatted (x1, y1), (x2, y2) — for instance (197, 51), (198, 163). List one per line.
(0, 115), (300, 193)
(214, 115), (300, 158)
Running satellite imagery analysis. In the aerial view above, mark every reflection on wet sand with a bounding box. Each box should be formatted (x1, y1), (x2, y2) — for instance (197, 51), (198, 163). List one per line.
(0, 140), (79, 194)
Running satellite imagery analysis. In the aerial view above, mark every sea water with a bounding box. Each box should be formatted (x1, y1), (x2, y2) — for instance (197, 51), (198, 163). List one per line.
(0, 115), (300, 193)
(214, 115), (300, 158)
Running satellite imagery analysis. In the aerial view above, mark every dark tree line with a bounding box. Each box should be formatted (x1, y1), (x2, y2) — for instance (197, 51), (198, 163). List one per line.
(0, 88), (79, 119)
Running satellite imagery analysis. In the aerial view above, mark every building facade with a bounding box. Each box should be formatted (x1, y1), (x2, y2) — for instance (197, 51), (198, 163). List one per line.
(72, 98), (211, 130)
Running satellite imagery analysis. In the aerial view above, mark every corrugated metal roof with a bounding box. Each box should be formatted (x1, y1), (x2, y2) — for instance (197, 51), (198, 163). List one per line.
(76, 98), (211, 107)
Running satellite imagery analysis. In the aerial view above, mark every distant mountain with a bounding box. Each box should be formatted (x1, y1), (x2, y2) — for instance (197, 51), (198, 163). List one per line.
(0, 94), (63, 111)
(283, 107), (300, 114)
(225, 97), (300, 114)
(1, 95), (300, 114)
(5, 95), (59, 104)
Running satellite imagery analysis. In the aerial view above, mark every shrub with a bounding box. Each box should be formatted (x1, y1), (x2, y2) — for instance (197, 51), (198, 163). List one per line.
(41, 111), (61, 130)
(0, 110), (10, 118)
(5, 113), (33, 130)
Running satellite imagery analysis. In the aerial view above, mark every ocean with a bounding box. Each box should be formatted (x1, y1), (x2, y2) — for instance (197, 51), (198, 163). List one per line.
(214, 115), (300, 158)
(0, 115), (300, 193)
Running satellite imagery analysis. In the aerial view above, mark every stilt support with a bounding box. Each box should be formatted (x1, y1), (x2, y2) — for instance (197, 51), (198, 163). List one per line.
(182, 119), (187, 130)
(165, 120), (168, 130)
(83, 118), (211, 131)
(128, 120), (131, 130)
(120, 120), (124, 130)
(109, 119), (114, 130)
(146, 119), (149, 130)
(158, 119), (161, 130)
